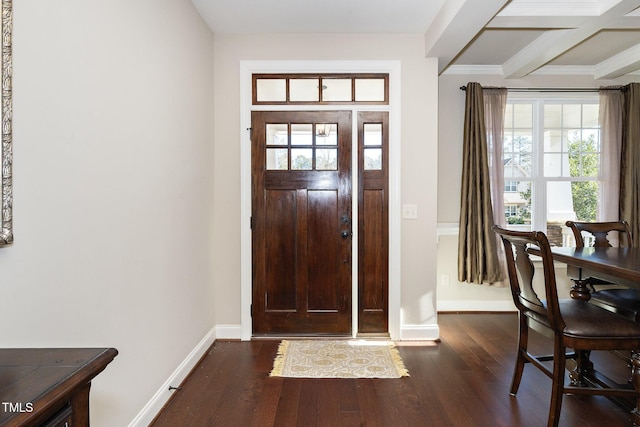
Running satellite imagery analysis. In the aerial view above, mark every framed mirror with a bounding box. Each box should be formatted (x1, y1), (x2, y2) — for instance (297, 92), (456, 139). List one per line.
(0, 0), (12, 247)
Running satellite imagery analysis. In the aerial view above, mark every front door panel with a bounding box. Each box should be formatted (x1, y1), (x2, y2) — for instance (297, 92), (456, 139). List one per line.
(252, 111), (352, 335)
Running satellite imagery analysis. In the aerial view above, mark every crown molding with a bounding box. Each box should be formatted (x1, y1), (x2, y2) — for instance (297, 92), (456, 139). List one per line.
(530, 65), (596, 75)
(442, 64), (599, 76)
(442, 65), (504, 75)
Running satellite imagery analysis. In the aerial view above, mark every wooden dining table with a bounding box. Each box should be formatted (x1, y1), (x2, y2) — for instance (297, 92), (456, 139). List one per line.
(543, 246), (640, 300)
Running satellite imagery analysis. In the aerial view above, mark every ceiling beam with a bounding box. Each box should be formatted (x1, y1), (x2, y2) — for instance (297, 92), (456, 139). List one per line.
(595, 43), (640, 79)
(605, 16), (640, 29)
(495, 0), (616, 16)
(488, 15), (589, 28)
(424, 0), (509, 74)
(501, 0), (640, 78)
(501, 29), (576, 78)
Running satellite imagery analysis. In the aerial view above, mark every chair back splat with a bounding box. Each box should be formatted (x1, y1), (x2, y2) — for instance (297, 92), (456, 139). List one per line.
(566, 220), (632, 248)
(499, 227), (563, 332)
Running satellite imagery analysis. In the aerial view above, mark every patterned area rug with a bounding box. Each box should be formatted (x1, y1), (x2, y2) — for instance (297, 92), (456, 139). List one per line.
(269, 340), (409, 379)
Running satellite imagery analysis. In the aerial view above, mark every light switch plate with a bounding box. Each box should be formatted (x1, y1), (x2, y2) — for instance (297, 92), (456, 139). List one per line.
(402, 204), (418, 219)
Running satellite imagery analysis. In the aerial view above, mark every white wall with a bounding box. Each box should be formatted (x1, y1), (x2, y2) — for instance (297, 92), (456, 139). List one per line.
(4, 1), (215, 425)
(436, 72), (637, 309)
(212, 34), (440, 337)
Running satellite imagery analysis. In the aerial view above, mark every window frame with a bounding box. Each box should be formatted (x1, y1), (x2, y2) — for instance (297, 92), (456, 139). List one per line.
(503, 94), (601, 234)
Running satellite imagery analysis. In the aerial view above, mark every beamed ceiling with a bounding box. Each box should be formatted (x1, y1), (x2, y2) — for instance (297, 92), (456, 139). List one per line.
(191, 0), (640, 80)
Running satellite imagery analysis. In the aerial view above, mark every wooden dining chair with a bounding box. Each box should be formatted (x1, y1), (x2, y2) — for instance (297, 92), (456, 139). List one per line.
(566, 220), (640, 322)
(493, 225), (640, 427)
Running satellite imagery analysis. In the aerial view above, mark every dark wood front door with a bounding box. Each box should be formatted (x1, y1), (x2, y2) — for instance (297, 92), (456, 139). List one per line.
(251, 111), (352, 335)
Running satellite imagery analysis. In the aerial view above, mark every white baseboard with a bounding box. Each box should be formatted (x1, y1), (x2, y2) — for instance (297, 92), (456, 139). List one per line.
(128, 326), (217, 427)
(401, 324), (440, 341)
(215, 324), (242, 339)
(437, 300), (516, 312)
(134, 313), (527, 425)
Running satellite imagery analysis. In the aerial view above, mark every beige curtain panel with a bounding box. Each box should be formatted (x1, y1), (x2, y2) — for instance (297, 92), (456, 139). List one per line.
(599, 88), (624, 223)
(458, 83), (504, 284)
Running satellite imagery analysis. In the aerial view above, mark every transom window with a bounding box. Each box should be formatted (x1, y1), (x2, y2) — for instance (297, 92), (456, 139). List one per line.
(503, 98), (601, 246)
(253, 73), (388, 105)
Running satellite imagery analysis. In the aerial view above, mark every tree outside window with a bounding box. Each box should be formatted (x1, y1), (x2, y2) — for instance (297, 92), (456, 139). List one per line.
(568, 134), (599, 222)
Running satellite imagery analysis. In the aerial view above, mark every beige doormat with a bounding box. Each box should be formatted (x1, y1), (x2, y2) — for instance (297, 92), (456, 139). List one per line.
(269, 340), (409, 379)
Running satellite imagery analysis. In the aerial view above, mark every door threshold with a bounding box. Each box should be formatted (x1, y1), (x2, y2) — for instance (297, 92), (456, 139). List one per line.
(356, 332), (391, 339)
(252, 334), (351, 340)
(252, 333), (390, 341)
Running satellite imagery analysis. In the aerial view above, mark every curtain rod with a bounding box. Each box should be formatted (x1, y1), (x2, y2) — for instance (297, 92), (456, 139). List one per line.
(459, 85), (626, 93)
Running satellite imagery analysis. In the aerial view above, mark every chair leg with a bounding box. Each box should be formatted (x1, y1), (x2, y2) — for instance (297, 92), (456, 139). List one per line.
(548, 338), (565, 427)
(631, 352), (640, 426)
(510, 314), (528, 395)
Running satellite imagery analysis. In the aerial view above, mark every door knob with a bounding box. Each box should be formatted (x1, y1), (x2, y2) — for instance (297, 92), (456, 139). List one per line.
(341, 230), (351, 238)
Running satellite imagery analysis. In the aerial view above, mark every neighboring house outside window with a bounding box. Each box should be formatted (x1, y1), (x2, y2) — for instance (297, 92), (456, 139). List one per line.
(505, 205), (518, 217)
(505, 180), (518, 192)
(503, 97), (600, 247)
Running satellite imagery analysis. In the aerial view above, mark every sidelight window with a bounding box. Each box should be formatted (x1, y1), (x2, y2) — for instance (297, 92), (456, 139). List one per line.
(363, 123), (383, 170)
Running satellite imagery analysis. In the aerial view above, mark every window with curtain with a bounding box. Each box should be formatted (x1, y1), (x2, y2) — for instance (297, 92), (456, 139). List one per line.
(502, 97), (601, 247)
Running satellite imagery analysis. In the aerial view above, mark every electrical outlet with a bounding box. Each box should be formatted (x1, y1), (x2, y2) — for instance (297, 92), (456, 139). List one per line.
(441, 274), (450, 286)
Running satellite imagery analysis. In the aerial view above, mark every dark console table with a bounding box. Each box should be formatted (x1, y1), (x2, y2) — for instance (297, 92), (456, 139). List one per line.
(0, 348), (118, 426)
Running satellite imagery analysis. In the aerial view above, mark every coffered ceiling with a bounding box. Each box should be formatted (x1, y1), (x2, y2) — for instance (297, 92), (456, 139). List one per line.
(192, 0), (640, 80)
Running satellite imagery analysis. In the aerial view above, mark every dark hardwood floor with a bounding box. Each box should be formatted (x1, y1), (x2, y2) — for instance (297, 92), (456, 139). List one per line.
(151, 313), (634, 426)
